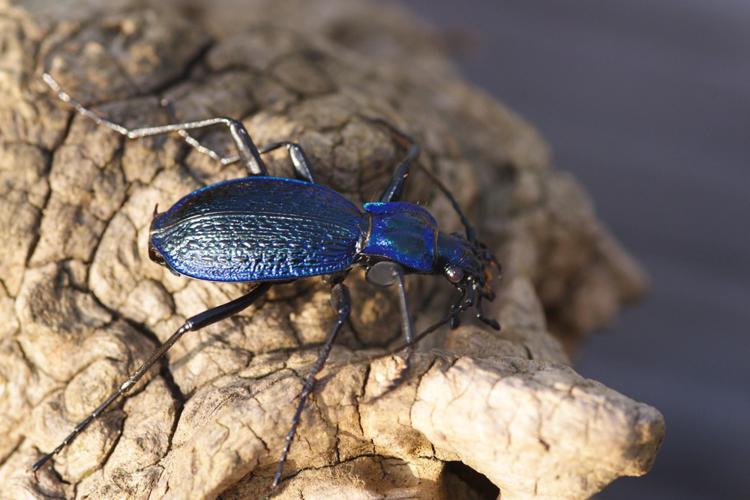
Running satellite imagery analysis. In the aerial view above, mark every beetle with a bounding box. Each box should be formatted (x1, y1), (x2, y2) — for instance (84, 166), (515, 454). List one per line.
(33, 72), (500, 489)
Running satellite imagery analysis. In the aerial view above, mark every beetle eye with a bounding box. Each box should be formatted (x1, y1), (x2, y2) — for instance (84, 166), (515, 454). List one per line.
(445, 266), (464, 284)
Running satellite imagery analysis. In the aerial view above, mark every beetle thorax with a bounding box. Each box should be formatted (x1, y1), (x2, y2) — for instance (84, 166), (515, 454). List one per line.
(359, 201), (439, 273)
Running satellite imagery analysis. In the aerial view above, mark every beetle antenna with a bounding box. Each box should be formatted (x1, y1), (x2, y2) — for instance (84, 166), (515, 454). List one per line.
(418, 165), (477, 244)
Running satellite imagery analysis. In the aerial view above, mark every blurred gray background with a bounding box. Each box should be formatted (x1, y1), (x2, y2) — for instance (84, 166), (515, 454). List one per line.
(402, 1), (750, 498)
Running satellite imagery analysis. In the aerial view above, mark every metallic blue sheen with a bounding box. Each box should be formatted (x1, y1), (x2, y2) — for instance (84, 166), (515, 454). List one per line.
(361, 202), (438, 272)
(151, 177), (366, 281)
(436, 232), (482, 276)
(149, 178), (475, 282)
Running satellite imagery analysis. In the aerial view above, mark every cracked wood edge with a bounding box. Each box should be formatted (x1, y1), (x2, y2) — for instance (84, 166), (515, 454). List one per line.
(0, 1), (660, 498)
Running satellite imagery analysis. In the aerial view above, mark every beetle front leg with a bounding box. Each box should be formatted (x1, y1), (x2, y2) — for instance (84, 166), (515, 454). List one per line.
(272, 281), (351, 489)
(365, 114), (481, 245)
(362, 118), (420, 202)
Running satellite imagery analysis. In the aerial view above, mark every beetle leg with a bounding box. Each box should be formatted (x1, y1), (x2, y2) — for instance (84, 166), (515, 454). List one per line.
(360, 118), (420, 202)
(31, 282), (272, 473)
(273, 281), (351, 489)
(449, 286), (471, 329)
(158, 101), (318, 184)
(364, 116), (482, 246)
(159, 96), (241, 167)
(258, 141), (316, 183)
(476, 301), (501, 330)
(365, 261), (415, 394)
(42, 72), (268, 175)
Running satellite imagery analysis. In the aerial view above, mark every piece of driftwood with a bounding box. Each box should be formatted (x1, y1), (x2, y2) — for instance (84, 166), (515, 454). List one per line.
(0, 0), (663, 498)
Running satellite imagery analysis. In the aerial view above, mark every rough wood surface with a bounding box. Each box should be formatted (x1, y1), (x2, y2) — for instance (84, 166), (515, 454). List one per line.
(0, 0), (663, 498)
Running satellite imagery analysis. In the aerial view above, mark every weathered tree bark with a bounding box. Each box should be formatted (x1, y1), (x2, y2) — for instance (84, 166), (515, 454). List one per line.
(0, 0), (663, 498)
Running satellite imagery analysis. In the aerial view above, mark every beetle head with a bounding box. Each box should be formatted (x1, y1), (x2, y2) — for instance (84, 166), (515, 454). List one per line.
(437, 232), (480, 283)
(436, 231), (500, 329)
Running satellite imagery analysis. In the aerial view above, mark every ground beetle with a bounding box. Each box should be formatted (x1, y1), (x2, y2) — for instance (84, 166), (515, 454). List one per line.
(33, 72), (500, 489)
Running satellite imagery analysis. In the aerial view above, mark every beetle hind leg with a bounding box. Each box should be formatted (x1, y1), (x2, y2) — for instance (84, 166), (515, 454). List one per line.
(42, 72), (268, 175)
(31, 283), (272, 473)
(159, 96), (242, 167)
(159, 97), (317, 183)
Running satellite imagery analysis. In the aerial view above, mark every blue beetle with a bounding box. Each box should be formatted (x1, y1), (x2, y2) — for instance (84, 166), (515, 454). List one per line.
(35, 73), (499, 489)
(148, 177), (485, 286)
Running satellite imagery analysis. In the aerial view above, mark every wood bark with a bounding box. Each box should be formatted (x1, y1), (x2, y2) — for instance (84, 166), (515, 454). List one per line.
(0, 0), (662, 498)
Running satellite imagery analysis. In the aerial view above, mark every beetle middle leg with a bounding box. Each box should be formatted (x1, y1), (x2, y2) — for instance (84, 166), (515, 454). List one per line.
(31, 282), (272, 473)
(273, 281), (351, 488)
(365, 261), (416, 396)
(257, 141), (316, 183)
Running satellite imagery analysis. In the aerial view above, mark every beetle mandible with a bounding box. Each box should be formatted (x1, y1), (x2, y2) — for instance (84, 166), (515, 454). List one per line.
(33, 72), (500, 489)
